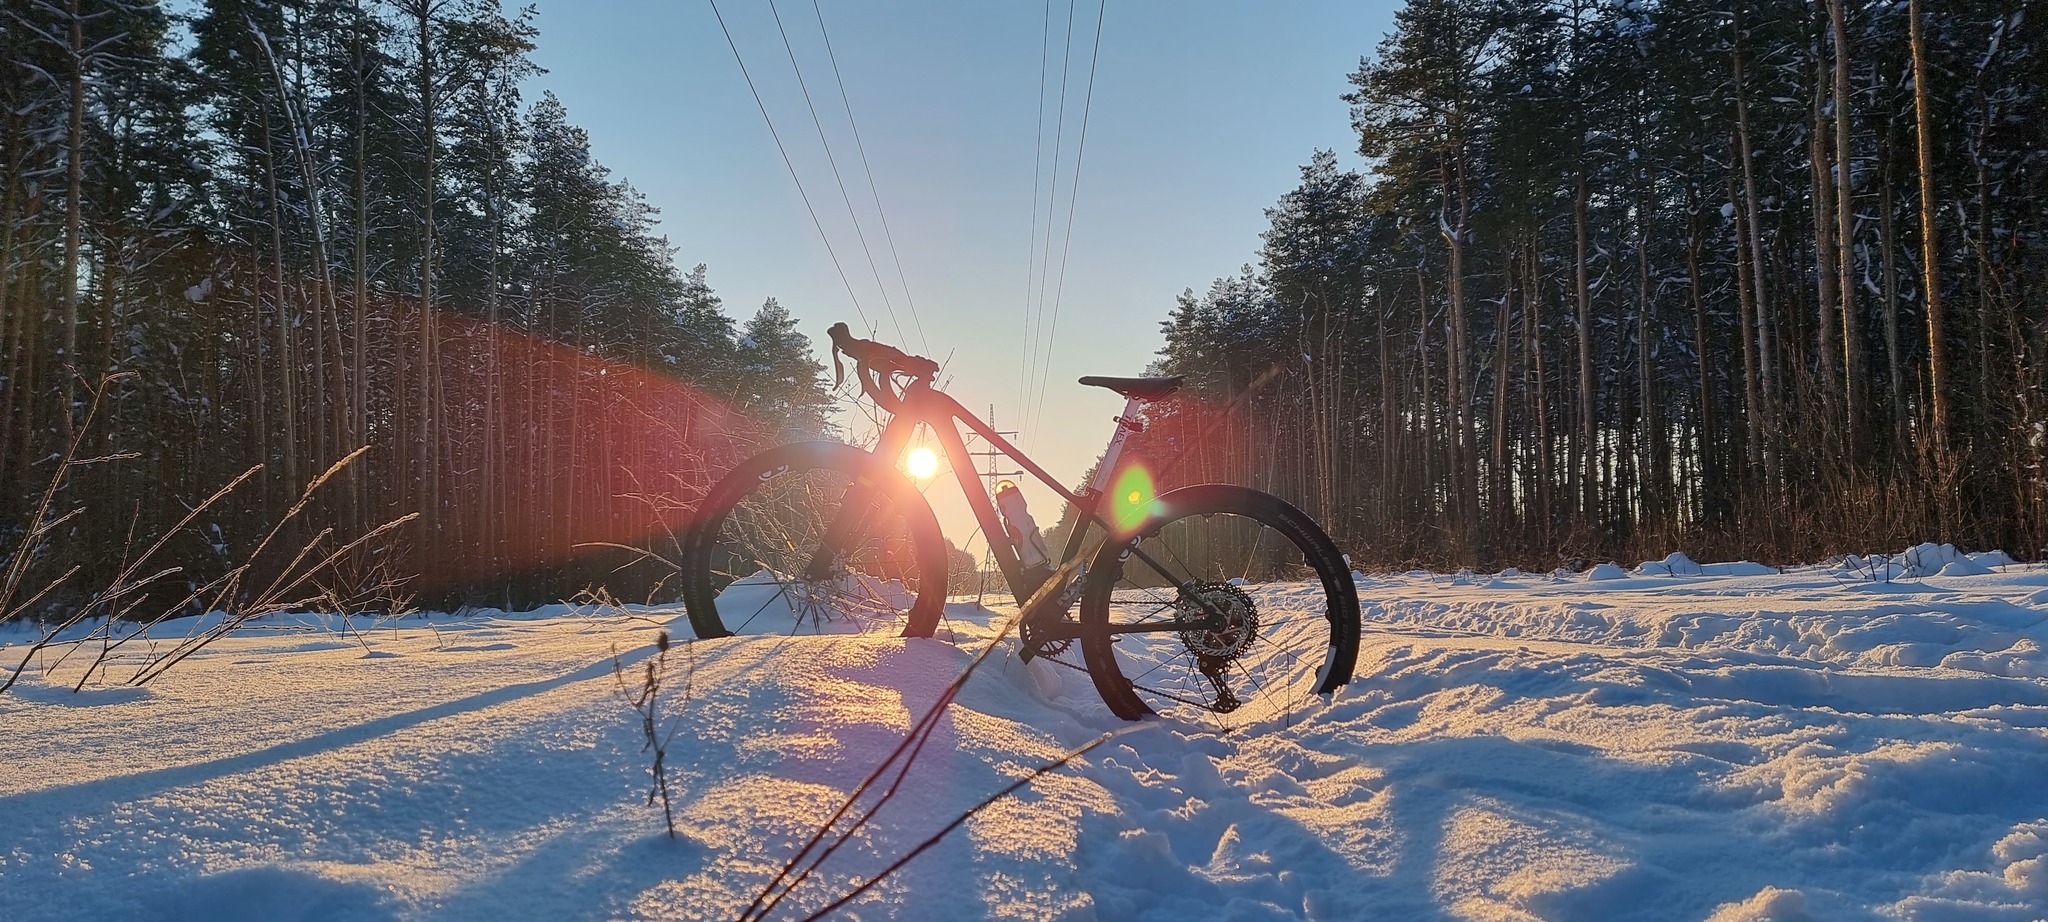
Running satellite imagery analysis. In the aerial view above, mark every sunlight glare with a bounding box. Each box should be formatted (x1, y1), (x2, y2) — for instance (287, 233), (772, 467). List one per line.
(1110, 464), (1157, 536)
(907, 446), (940, 480)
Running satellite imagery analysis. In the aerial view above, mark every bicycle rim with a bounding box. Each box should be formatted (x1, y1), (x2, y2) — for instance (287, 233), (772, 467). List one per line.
(1079, 485), (1358, 730)
(686, 443), (945, 638)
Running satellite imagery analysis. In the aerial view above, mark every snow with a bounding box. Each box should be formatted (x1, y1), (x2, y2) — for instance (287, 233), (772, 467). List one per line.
(1586, 561), (1628, 580)
(1705, 886), (1811, 922)
(1837, 544), (2017, 581)
(1940, 558), (1997, 577)
(1635, 551), (1703, 576)
(4, 559), (2048, 919)
(1975, 550), (2021, 569)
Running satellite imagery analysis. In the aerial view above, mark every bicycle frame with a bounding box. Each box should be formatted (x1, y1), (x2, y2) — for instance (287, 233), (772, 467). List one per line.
(692, 332), (1360, 723)
(853, 378), (1151, 613)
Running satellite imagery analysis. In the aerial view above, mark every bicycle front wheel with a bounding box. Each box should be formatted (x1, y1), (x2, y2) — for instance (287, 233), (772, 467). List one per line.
(1078, 484), (1359, 728)
(681, 441), (947, 639)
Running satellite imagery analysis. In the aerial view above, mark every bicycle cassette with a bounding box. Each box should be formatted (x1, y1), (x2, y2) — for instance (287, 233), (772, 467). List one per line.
(1176, 581), (1258, 658)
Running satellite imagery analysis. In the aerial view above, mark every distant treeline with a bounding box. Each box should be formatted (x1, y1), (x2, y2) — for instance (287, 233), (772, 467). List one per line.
(1145, 0), (2046, 569)
(0, 0), (834, 617)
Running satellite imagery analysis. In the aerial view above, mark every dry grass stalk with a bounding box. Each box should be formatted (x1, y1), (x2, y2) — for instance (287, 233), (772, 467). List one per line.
(3, 416), (417, 693)
(600, 587), (691, 839)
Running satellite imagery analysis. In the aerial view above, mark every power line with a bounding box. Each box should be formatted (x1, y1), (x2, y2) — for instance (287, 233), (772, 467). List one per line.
(810, 0), (931, 358)
(1025, 0), (1079, 446)
(705, 0), (875, 334)
(767, 0), (911, 348)
(1019, 0), (1053, 418)
(1030, 0), (1108, 438)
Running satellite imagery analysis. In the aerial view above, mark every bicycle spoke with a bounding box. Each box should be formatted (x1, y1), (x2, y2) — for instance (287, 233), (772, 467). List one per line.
(1231, 657), (1274, 702)
(737, 582), (795, 633)
(695, 448), (938, 638)
(1125, 644), (1195, 685)
(1079, 496), (1357, 728)
(1240, 524), (1269, 583)
(1118, 601), (1178, 623)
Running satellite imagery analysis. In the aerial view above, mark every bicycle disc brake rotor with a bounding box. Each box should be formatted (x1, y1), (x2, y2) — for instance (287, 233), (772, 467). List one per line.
(1176, 581), (1258, 658)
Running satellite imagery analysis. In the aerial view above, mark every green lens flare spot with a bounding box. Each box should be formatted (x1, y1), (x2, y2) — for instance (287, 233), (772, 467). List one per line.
(1110, 465), (1155, 535)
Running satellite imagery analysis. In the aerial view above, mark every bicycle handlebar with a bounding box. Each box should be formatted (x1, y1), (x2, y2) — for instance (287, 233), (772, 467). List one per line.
(827, 322), (938, 413)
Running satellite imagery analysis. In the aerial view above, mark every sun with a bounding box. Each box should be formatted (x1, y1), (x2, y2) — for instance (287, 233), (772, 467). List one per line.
(906, 446), (940, 480)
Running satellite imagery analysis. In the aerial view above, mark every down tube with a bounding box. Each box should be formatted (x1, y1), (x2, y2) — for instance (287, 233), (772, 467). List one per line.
(929, 406), (1032, 600)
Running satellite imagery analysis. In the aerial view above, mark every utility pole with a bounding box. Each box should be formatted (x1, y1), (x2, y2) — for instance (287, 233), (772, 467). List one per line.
(968, 404), (1022, 602)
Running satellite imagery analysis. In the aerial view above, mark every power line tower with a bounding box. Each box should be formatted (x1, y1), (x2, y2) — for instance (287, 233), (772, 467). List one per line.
(967, 404), (1021, 602)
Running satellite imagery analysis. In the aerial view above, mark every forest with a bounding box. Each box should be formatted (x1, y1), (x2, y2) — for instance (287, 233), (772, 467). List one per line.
(1140, 0), (2048, 570)
(3, 0), (2045, 621)
(0, 0), (836, 615)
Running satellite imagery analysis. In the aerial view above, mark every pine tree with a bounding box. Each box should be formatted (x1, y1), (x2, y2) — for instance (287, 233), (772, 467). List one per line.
(735, 298), (833, 439)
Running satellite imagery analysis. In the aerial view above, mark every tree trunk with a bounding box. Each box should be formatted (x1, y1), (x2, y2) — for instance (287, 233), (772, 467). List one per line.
(1909, 0), (1948, 455)
(1636, 202), (1658, 528)
(1575, 173), (1595, 522)
(1829, 0), (1864, 453)
(59, 0), (85, 448)
(1492, 261), (1512, 539)
(1880, 157), (1904, 455)
(260, 103), (300, 496)
(1810, 44), (1843, 453)
(1445, 149), (1475, 551)
(1686, 226), (1716, 521)
(255, 17), (338, 476)
(1730, 171), (1762, 477)
(351, 0), (371, 530)
(1732, 3), (1777, 486)
(0, 133), (21, 492)
(1527, 235), (1552, 537)
(412, 0), (441, 539)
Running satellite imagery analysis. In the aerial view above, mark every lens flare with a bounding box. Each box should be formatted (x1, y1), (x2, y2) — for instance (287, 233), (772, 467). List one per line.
(1109, 464), (1157, 535)
(906, 447), (940, 479)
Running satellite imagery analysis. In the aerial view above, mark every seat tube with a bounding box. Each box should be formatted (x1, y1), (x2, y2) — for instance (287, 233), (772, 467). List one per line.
(1057, 395), (1145, 566)
(1087, 396), (1148, 497)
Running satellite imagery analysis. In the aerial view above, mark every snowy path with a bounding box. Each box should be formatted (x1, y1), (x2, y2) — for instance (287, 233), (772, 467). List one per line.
(5, 565), (2048, 920)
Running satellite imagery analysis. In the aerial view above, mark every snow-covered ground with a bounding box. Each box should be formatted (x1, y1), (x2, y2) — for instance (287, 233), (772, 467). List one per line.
(6, 558), (2048, 920)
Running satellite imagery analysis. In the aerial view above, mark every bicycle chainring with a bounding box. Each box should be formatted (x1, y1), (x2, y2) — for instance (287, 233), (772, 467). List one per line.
(1020, 617), (1073, 658)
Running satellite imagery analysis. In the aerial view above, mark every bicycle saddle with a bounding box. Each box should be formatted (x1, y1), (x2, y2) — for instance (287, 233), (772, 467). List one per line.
(1078, 375), (1184, 401)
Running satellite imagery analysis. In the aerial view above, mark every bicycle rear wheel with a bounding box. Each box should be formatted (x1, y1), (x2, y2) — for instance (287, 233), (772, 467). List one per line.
(681, 441), (947, 639)
(1077, 484), (1359, 728)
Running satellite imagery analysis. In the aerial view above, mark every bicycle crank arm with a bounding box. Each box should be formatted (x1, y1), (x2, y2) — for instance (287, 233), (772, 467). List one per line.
(1018, 555), (1089, 624)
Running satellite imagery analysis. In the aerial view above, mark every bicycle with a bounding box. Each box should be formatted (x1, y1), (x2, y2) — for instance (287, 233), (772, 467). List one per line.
(679, 323), (1360, 727)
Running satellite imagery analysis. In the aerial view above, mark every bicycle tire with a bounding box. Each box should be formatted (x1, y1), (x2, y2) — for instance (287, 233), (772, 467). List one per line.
(681, 441), (948, 639)
(1077, 484), (1359, 726)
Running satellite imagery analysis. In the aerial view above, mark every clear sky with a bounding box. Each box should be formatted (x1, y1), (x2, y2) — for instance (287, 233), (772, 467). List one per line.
(526, 0), (1400, 551)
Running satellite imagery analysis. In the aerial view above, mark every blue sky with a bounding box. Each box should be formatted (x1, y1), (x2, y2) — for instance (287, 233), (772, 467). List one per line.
(527, 0), (1400, 546)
